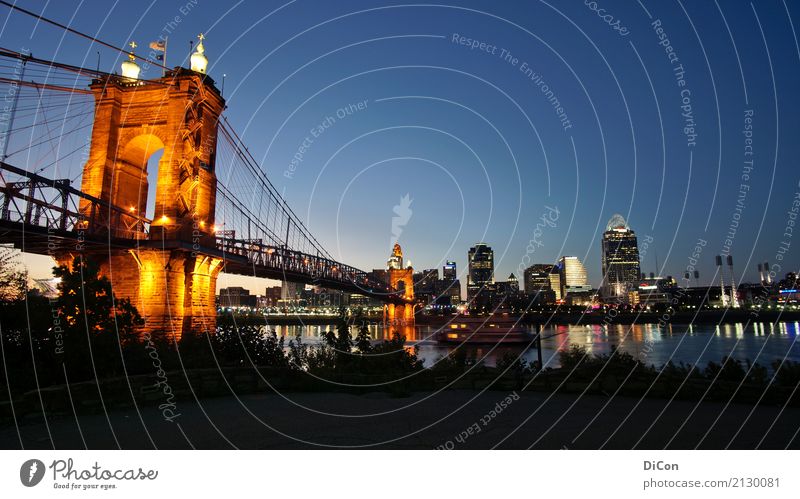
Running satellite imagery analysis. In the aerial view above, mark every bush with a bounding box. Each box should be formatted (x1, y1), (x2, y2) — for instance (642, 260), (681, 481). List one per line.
(659, 361), (700, 379)
(772, 359), (800, 387)
(558, 344), (589, 371)
(430, 347), (482, 374)
(496, 351), (531, 375)
(557, 344), (653, 378)
(213, 317), (287, 368)
(705, 356), (747, 383)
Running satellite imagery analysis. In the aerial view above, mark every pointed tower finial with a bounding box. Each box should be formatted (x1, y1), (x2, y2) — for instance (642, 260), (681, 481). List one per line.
(190, 33), (208, 74)
(121, 40), (140, 80)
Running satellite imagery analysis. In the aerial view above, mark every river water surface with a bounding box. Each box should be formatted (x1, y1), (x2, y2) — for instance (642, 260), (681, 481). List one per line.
(261, 321), (800, 369)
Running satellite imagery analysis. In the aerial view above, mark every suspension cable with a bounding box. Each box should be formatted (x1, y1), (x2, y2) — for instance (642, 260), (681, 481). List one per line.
(0, 3), (168, 70)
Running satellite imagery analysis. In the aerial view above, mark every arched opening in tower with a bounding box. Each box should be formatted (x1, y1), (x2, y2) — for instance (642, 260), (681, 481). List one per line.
(115, 133), (165, 231)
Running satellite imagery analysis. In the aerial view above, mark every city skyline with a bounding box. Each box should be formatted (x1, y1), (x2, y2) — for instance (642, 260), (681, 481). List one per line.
(21, 228), (793, 298)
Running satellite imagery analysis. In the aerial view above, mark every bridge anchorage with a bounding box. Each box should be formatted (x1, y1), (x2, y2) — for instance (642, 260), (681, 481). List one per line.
(0, 39), (412, 339)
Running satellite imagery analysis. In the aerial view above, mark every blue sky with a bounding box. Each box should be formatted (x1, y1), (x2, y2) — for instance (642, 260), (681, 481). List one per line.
(2, 0), (799, 293)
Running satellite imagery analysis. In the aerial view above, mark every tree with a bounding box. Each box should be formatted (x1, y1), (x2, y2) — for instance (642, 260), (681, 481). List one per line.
(322, 307), (353, 368)
(212, 316), (287, 368)
(53, 256), (143, 379)
(333, 307), (353, 353)
(0, 245), (26, 302)
(353, 309), (372, 354)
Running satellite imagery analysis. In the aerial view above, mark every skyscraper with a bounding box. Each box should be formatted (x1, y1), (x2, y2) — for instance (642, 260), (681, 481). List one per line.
(496, 273), (520, 296)
(387, 243), (404, 269)
(559, 256), (588, 297)
(601, 214), (641, 301)
(524, 264), (554, 294)
(439, 261), (461, 303)
(549, 268), (562, 301)
(443, 261), (457, 281)
(523, 264), (556, 304)
(414, 268), (439, 303)
(467, 243), (494, 301)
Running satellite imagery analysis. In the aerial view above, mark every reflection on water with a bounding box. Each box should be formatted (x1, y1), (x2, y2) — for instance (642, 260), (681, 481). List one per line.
(262, 321), (800, 369)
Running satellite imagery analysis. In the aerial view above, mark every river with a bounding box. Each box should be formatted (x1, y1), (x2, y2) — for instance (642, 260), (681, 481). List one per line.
(260, 320), (800, 370)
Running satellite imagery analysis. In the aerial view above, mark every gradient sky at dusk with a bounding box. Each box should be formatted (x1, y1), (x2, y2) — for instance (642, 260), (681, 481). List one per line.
(2, 0), (800, 294)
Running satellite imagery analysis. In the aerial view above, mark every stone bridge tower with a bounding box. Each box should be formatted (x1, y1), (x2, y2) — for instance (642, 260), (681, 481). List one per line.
(71, 38), (224, 338)
(384, 243), (416, 338)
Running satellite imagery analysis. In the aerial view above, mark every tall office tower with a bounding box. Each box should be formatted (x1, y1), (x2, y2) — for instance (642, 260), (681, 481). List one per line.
(559, 255), (588, 297)
(440, 260), (461, 303)
(524, 264), (554, 294)
(387, 243), (404, 269)
(414, 268), (439, 303)
(600, 214), (641, 301)
(415, 268), (439, 290)
(467, 243), (494, 301)
(443, 261), (457, 281)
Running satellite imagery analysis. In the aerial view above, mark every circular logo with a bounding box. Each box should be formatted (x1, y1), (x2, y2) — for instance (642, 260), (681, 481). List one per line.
(19, 459), (45, 487)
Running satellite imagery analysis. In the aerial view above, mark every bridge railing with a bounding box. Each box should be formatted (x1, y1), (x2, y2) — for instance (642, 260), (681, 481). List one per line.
(216, 236), (395, 297)
(0, 161), (402, 300)
(0, 161), (150, 239)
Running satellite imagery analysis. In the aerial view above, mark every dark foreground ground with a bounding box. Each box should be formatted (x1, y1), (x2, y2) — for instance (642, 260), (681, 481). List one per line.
(2, 390), (799, 449)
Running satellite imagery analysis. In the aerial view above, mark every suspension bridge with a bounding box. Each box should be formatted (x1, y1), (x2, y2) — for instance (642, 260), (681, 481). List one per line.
(0, 14), (415, 337)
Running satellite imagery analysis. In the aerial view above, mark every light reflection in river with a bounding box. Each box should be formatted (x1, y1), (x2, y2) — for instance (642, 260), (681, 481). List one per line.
(260, 321), (800, 369)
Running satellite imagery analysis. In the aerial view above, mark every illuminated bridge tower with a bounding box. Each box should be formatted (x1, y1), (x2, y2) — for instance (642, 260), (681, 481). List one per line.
(384, 243), (416, 338)
(71, 37), (225, 338)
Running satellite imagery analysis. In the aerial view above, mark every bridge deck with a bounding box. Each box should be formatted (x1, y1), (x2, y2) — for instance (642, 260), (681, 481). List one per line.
(0, 207), (402, 303)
